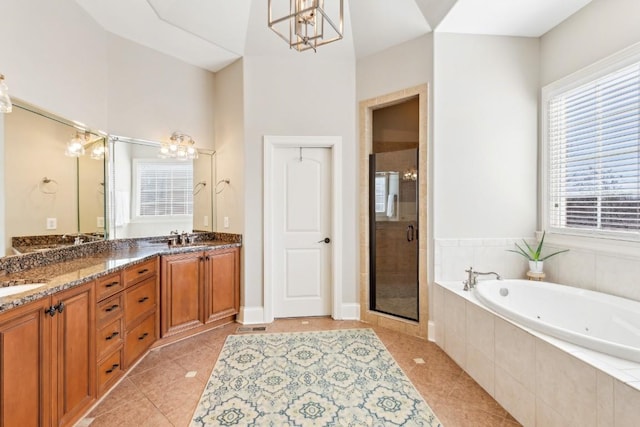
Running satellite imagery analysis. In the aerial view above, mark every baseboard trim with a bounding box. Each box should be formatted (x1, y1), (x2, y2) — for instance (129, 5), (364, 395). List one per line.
(427, 320), (436, 342)
(237, 306), (265, 324)
(340, 303), (360, 320)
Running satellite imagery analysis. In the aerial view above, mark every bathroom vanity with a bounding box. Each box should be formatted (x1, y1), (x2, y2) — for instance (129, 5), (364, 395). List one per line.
(0, 234), (241, 427)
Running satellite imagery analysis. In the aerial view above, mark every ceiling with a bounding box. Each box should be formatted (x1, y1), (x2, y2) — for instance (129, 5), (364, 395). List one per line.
(75, 0), (593, 72)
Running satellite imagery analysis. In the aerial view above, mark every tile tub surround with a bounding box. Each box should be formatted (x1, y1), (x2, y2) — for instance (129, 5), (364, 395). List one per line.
(433, 281), (640, 427)
(434, 238), (534, 283)
(0, 233), (242, 313)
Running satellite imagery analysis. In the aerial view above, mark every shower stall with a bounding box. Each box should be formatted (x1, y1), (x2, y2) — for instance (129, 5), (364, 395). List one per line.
(369, 148), (419, 320)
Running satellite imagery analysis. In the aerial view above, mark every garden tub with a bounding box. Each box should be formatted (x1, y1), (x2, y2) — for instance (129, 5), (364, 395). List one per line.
(474, 279), (640, 363)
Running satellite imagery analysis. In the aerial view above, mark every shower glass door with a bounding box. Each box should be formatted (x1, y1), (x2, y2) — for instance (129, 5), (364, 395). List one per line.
(369, 148), (418, 321)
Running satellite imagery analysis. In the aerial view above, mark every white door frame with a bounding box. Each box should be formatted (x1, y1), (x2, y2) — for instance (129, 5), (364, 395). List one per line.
(264, 135), (343, 322)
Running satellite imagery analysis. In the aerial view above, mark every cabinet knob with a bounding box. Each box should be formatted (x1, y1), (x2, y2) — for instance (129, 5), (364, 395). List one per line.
(138, 268), (149, 275)
(105, 281), (119, 288)
(138, 332), (149, 341)
(55, 302), (65, 313)
(138, 296), (149, 303)
(44, 306), (56, 317)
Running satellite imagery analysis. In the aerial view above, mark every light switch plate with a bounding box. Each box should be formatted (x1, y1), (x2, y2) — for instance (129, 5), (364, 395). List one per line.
(224, 216), (229, 228)
(46, 218), (57, 230)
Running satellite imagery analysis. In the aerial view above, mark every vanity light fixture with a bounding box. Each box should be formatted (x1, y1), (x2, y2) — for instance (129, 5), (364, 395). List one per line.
(0, 74), (13, 113)
(159, 132), (198, 160)
(268, 0), (343, 52)
(90, 143), (106, 160)
(65, 131), (88, 157)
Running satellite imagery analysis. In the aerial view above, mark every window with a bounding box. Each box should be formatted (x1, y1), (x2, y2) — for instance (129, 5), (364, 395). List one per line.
(134, 160), (193, 218)
(374, 173), (388, 213)
(543, 54), (640, 240)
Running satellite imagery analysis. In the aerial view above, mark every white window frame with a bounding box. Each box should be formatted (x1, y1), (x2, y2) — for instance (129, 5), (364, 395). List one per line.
(131, 158), (193, 223)
(541, 42), (640, 254)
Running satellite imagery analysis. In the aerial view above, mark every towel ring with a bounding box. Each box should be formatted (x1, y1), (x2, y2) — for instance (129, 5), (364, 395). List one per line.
(215, 179), (230, 194)
(193, 181), (207, 195)
(39, 177), (58, 194)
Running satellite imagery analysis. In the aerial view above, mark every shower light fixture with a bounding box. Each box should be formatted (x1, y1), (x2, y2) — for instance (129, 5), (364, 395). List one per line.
(402, 168), (417, 182)
(0, 74), (13, 113)
(159, 132), (198, 160)
(268, 0), (343, 52)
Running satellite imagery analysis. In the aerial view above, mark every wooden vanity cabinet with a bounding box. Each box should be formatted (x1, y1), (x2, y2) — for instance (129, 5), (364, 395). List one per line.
(51, 282), (96, 427)
(203, 247), (240, 323)
(94, 258), (158, 396)
(161, 252), (205, 337)
(0, 298), (52, 427)
(95, 271), (125, 396)
(0, 281), (95, 427)
(161, 247), (240, 338)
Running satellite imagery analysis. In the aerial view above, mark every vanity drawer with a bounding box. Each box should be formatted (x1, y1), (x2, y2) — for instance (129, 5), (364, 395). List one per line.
(97, 349), (124, 396)
(124, 276), (157, 327)
(96, 317), (123, 360)
(96, 293), (124, 325)
(124, 258), (157, 288)
(96, 272), (124, 301)
(124, 313), (156, 368)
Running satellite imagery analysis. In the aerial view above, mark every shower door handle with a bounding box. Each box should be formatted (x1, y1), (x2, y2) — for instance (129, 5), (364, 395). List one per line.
(406, 225), (414, 242)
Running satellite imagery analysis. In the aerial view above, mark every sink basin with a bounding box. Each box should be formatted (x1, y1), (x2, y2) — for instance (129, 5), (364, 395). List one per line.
(0, 284), (46, 298)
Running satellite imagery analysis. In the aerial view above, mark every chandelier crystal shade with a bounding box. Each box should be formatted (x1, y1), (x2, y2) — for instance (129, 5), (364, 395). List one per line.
(0, 74), (13, 113)
(159, 132), (198, 160)
(268, 0), (343, 52)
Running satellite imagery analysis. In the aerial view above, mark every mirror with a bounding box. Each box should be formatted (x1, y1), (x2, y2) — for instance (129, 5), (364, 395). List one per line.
(2, 100), (106, 256)
(109, 136), (216, 239)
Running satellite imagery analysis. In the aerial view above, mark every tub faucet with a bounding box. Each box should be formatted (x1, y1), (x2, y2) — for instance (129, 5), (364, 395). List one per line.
(463, 267), (502, 291)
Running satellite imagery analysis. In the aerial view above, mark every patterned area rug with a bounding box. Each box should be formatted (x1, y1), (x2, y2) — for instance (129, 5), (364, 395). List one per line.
(191, 329), (442, 426)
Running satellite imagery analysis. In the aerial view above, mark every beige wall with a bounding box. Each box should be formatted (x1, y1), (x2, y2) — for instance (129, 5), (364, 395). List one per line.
(4, 107), (79, 253)
(106, 34), (216, 148)
(78, 140), (106, 235)
(242, 54), (357, 310)
(540, 0), (640, 86)
(0, 0), (108, 130)
(213, 59), (244, 235)
(433, 33), (539, 239)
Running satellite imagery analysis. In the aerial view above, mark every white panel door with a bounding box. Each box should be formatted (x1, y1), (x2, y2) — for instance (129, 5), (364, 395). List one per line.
(273, 147), (332, 317)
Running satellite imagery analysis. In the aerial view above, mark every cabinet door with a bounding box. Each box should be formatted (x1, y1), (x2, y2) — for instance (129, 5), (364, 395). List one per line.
(51, 282), (96, 427)
(161, 252), (204, 337)
(204, 247), (240, 323)
(0, 298), (51, 427)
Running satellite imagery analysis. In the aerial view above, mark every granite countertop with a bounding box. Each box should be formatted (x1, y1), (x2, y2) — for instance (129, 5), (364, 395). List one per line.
(0, 239), (241, 313)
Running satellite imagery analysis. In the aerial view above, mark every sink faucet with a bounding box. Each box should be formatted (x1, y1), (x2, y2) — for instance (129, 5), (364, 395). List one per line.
(463, 267), (502, 291)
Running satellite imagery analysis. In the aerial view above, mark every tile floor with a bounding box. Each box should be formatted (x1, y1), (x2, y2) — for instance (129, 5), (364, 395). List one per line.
(82, 318), (521, 427)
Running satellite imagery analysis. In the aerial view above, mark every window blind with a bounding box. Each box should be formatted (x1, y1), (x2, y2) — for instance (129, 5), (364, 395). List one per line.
(136, 161), (193, 217)
(548, 62), (640, 236)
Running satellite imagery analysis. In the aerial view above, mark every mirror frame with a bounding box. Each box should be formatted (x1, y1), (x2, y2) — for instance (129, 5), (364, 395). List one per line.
(106, 135), (216, 240)
(1, 99), (107, 255)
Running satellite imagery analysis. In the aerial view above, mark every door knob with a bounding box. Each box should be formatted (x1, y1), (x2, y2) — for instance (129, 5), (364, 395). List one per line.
(318, 237), (331, 244)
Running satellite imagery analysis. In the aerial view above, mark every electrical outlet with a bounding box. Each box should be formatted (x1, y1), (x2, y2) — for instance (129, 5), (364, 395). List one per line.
(97, 217), (104, 228)
(46, 218), (57, 230)
(223, 216), (229, 228)
(204, 215), (209, 227)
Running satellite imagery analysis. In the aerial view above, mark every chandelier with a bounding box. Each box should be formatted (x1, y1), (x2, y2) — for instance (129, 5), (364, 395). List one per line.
(159, 132), (198, 160)
(268, 0), (343, 52)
